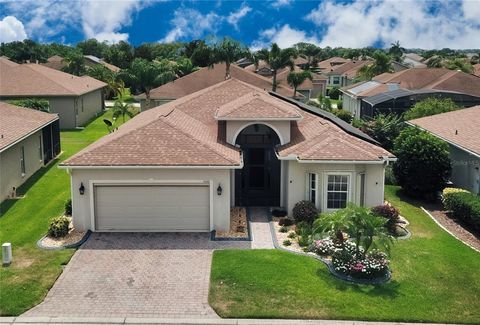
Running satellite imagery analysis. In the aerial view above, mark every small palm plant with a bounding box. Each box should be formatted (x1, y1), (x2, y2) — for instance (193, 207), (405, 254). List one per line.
(287, 70), (312, 98)
(112, 86), (135, 123)
(313, 209), (352, 247)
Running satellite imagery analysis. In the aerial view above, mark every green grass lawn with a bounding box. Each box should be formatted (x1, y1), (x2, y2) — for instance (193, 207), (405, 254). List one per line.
(0, 110), (127, 316)
(209, 186), (480, 323)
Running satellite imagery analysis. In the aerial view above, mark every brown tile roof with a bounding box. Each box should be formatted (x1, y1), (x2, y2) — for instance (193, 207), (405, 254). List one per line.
(408, 106), (480, 156)
(0, 56), (19, 67)
(276, 66), (313, 91)
(327, 60), (372, 79)
(215, 91), (302, 120)
(317, 57), (349, 71)
(138, 63), (296, 100)
(63, 79), (392, 167)
(42, 55), (67, 71)
(474, 64), (480, 77)
(0, 102), (58, 152)
(343, 68), (480, 98)
(0, 61), (106, 97)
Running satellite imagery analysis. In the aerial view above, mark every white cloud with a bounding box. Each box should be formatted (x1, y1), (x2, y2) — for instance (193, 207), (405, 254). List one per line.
(227, 4), (252, 30)
(0, 16), (27, 43)
(160, 8), (222, 43)
(271, 0), (292, 9)
(1, 0), (149, 43)
(251, 24), (320, 50)
(462, 0), (480, 22)
(306, 0), (480, 49)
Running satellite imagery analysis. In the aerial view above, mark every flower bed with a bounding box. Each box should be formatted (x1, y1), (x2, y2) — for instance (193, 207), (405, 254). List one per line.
(215, 207), (249, 239)
(38, 216), (87, 250)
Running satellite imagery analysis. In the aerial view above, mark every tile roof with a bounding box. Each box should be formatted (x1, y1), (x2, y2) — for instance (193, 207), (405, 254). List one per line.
(327, 60), (372, 79)
(0, 102), (58, 152)
(215, 91), (302, 120)
(0, 56), (19, 67)
(42, 55), (67, 71)
(474, 64), (480, 77)
(275, 65), (314, 91)
(342, 68), (480, 98)
(316, 57), (349, 71)
(408, 106), (480, 156)
(0, 60), (106, 97)
(63, 79), (392, 167)
(138, 63), (296, 100)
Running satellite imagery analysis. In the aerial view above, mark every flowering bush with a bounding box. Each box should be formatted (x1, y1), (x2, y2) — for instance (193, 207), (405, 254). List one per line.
(331, 243), (389, 279)
(292, 200), (318, 224)
(312, 238), (336, 256)
(371, 203), (400, 234)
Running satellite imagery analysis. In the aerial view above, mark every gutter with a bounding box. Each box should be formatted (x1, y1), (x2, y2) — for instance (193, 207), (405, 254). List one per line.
(275, 152), (396, 165)
(405, 122), (480, 159)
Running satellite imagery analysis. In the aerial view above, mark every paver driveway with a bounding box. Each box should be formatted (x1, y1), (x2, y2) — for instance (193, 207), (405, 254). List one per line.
(24, 232), (249, 318)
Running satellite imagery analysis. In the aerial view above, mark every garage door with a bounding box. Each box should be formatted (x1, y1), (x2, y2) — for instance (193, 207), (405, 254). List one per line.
(94, 185), (210, 231)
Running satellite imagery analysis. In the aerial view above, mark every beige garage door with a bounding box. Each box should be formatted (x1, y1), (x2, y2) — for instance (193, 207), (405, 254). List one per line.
(94, 185), (210, 231)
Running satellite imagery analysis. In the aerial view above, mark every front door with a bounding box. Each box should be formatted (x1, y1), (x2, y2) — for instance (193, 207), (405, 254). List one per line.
(234, 124), (281, 206)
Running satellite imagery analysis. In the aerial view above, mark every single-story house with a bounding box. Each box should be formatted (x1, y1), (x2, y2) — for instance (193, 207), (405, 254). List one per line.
(61, 78), (394, 233)
(42, 55), (121, 73)
(325, 59), (371, 87)
(0, 58), (106, 129)
(473, 64), (480, 77)
(341, 68), (480, 119)
(135, 63), (299, 110)
(316, 57), (349, 74)
(0, 102), (61, 202)
(407, 106), (480, 194)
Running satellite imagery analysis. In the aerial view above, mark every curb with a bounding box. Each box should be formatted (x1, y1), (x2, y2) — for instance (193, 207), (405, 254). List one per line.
(268, 214), (391, 285)
(36, 230), (92, 251)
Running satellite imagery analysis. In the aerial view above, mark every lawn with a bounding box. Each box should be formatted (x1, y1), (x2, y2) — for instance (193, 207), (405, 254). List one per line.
(209, 186), (480, 323)
(0, 110), (127, 316)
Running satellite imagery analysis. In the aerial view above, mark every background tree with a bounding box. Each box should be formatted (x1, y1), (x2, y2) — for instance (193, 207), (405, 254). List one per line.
(174, 58), (198, 77)
(76, 39), (109, 58)
(62, 51), (86, 76)
(404, 97), (460, 120)
(360, 114), (405, 150)
(393, 127), (451, 199)
(86, 65), (123, 99)
(357, 50), (393, 80)
(287, 70), (312, 97)
(134, 43), (156, 61)
(211, 37), (247, 80)
(426, 56), (443, 68)
(295, 42), (322, 68)
(119, 58), (176, 109)
(103, 41), (135, 69)
(388, 41), (405, 62)
(256, 43), (297, 92)
(7, 98), (50, 112)
(112, 96), (135, 123)
(443, 58), (473, 73)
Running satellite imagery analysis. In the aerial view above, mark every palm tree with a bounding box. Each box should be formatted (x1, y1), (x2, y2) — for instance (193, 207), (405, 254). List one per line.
(62, 51), (86, 76)
(211, 37), (247, 80)
(86, 65), (123, 99)
(256, 43), (297, 92)
(118, 58), (176, 110)
(313, 209), (352, 247)
(174, 57), (198, 77)
(296, 43), (322, 69)
(357, 50), (393, 80)
(388, 41), (405, 62)
(287, 70), (312, 98)
(112, 99), (134, 123)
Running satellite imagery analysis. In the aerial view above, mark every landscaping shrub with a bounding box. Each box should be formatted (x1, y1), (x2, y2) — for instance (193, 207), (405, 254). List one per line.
(312, 238), (335, 256)
(329, 87), (341, 99)
(332, 109), (353, 123)
(278, 217), (294, 226)
(65, 199), (72, 216)
(287, 232), (296, 239)
(360, 114), (405, 151)
(295, 221), (313, 247)
(442, 190), (480, 231)
(272, 209), (288, 218)
(279, 226), (288, 233)
(283, 239), (292, 246)
(404, 97), (459, 120)
(442, 187), (470, 210)
(48, 216), (70, 238)
(292, 200), (318, 224)
(371, 203), (400, 234)
(393, 127), (451, 199)
(337, 100), (343, 109)
(297, 236), (310, 247)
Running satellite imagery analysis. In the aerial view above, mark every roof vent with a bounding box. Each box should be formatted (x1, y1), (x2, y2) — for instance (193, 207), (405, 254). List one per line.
(455, 130), (458, 135)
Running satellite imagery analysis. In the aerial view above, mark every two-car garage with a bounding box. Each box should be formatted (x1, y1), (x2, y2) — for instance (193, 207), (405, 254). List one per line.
(93, 183), (211, 232)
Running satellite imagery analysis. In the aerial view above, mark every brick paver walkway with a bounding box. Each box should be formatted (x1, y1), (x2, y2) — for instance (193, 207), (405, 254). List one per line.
(23, 233), (249, 319)
(249, 207), (275, 249)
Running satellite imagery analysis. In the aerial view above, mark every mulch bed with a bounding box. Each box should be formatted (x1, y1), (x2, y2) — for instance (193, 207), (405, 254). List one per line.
(38, 217), (87, 249)
(215, 207), (249, 239)
(423, 201), (480, 252)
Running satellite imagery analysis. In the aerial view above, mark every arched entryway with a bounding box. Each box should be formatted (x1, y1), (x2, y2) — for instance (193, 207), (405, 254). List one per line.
(234, 124), (281, 206)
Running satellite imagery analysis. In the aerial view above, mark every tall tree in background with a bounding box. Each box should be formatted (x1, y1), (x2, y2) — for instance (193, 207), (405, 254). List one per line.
(426, 56), (443, 68)
(211, 37), (247, 80)
(287, 70), (312, 98)
(86, 65), (123, 99)
(256, 43), (297, 92)
(119, 58), (176, 109)
(76, 39), (109, 58)
(388, 41), (405, 62)
(444, 58), (473, 73)
(357, 51), (393, 80)
(103, 41), (135, 69)
(296, 43), (322, 68)
(62, 51), (86, 76)
(174, 58), (198, 77)
(404, 97), (460, 120)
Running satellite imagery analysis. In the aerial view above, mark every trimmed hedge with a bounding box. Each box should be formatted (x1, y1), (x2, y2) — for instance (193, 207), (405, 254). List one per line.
(442, 188), (480, 231)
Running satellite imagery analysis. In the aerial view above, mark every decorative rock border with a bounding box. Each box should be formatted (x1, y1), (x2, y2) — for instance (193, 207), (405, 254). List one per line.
(37, 230), (91, 251)
(268, 213), (391, 285)
(395, 226), (412, 240)
(211, 209), (251, 242)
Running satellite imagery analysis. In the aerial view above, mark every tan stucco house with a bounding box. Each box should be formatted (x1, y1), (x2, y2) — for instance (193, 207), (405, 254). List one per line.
(0, 58), (106, 129)
(61, 79), (394, 233)
(408, 106), (480, 195)
(0, 102), (61, 202)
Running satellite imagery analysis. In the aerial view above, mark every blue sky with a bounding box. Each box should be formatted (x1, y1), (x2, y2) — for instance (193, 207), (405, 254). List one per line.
(1, 0), (479, 49)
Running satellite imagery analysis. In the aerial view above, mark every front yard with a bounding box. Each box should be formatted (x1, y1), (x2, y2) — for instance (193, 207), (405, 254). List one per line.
(0, 111), (127, 316)
(209, 186), (480, 323)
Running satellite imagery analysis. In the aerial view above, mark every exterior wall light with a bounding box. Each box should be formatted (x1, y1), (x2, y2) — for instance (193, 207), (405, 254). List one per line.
(79, 182), (85, 195)
(217, 184), (222, 196)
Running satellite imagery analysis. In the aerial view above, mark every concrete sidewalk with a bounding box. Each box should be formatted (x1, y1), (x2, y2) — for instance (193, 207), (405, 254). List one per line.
(0, 316), (445, 325)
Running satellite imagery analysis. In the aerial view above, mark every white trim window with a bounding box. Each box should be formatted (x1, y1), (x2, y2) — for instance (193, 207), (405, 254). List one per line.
(326, 174), (349, 209)
(307, 173), (318, 206)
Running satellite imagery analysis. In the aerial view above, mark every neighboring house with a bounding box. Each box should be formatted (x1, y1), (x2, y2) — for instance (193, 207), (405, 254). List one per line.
(0, 58), (106, 129)
(0, 102), (61, 202)
(473, 64), (480, 77)
(316, 57), (349, 74)
(135, 63), (299, 110)
(60, 78), (394, 233)
(341, 68), (480, 119)
(408, 106), (480, 194)
(402, 53), (427, 68)
(42, 55), (121, 73)
(325, 60), (371, 87)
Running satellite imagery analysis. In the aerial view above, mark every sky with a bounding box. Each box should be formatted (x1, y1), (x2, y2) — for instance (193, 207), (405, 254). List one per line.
(0, 0), (479, 49)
